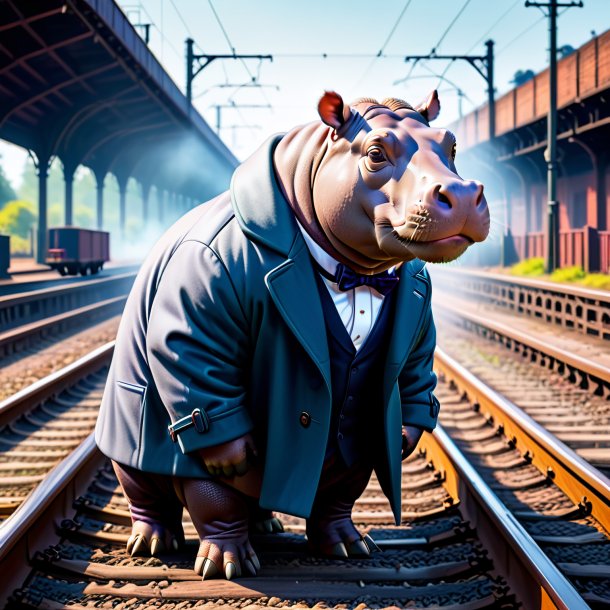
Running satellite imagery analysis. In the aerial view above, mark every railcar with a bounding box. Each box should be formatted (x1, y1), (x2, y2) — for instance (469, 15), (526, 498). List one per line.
(46, 227), (110, 276)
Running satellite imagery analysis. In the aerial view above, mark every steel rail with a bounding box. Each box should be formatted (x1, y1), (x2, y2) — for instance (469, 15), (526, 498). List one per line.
(434, 346), (610, 533)
(0, 295), (126, 350)
(0, 434), (104, 601)
(420, 427), (589, 610)
(0, 341), (114, 428)
(433, 299), (610, 385)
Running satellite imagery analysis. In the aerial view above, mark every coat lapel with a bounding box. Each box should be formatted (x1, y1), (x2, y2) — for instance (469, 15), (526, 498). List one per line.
(265, 240), (332, 395)
(230, 135), (331, 394)
(383, 260), (430, 395)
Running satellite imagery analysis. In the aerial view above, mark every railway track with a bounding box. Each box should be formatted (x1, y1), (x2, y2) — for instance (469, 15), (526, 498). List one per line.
(432, 295), (610, 470)
(2, 358), (608, 608)
(0, 272), (135, 357)
(0, 343), (114, 520)
(434, 347), (610, 607)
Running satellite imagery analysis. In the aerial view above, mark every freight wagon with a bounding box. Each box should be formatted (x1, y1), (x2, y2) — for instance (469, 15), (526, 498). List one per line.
(46, 227), (110, 276)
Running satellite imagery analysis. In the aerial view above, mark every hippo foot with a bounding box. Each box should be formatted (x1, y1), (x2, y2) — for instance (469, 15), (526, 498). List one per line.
(194, 533), (261, 580)
(126, 519), (184, 557)
(179, 476), (260, 580)
(306, 514), (371, 558)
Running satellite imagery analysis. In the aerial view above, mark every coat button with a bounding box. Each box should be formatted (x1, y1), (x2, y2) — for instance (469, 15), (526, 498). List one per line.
(337, 433), (344, 440)
(299, 411), (311, 428)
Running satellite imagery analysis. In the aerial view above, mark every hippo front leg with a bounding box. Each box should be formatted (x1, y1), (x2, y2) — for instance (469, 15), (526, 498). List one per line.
(178, 434), (264, 580)
(177, 476), (261, 579)
(112, 461), (185, 557)
(306, 455), (374, 558)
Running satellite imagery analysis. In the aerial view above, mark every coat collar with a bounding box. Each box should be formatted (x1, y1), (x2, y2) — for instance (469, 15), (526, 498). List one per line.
(231, 136), (297, 257)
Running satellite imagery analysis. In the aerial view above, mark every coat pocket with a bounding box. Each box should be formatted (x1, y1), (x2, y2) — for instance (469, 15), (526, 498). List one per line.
(115, 380), (148, 437)
(117, 380), (147, 404)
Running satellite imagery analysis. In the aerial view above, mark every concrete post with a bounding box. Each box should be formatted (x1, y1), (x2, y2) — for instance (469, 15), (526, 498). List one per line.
(94, 170), (106, 230)
(64, 166), (75, 226)
(36, 154), (50, 264)
(118, 179), (128, 239)
(159, 189), (165, 223)
(142, 182), (151, 223)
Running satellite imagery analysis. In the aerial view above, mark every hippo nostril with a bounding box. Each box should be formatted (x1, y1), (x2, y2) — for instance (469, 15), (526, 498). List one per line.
(437, 191), (452, 210)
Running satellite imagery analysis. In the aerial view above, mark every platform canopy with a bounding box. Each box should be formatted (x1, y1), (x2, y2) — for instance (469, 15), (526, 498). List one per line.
(0, 0), (238, 199)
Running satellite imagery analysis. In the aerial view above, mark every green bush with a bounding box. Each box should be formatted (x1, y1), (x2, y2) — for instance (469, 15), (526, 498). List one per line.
(579, 273), (610, 290)
(551, 266), (585, 283)
(510, 257), (545, 276)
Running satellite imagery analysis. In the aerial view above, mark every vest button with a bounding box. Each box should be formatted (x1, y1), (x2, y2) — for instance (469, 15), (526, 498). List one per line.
(299, 411), (311, 428)
(337, 433), (344, 440)
(340, 413), (345, 420)
(346, 396), (354, 402)
(352, 367), (358, 374)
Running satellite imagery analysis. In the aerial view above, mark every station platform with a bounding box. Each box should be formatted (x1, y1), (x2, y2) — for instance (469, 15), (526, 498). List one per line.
(7, 257), (52, 275)
(0, 258), (142, 291)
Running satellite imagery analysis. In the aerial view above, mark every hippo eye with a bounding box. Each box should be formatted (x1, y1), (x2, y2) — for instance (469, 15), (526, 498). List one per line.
(365, 146), (388, 171)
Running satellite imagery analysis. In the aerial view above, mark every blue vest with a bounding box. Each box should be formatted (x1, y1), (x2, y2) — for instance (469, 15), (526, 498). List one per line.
(315, 274), (396, 467)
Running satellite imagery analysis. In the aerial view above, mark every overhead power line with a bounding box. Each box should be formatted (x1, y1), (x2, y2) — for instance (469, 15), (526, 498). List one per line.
(167, 0), (192, 37)
(350, 0), (414, 94)
(497, 14), (545, 55)
(465, 0), (521, 54)
(376, 0), (415, 57)
(205, 0), (274, 108)
(437, 0), (521, 86)
(431, 0), (473, 54)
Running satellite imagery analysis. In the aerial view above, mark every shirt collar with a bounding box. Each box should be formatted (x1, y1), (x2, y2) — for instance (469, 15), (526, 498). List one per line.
(296, 219), (398, 280)
(296, 219), (339, 277)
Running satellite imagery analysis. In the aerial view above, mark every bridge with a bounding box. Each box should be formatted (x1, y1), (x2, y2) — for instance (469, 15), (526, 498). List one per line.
(450, 28), (610, 272)
(0, 0), (238, 262)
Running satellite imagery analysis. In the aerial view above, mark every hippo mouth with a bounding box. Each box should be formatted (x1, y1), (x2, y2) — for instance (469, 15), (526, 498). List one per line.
(406, 234), (474, 263)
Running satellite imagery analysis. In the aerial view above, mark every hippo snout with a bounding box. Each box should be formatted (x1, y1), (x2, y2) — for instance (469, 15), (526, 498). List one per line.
(428, 180), (485, 212)
(421, 179), (489, 244)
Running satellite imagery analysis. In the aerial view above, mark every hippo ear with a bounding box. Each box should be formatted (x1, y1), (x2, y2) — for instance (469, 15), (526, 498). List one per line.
(318, 91), (352, 129)
(416, 89), (441, 122)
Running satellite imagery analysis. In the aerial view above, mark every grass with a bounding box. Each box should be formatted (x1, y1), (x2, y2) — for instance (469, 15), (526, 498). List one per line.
(508, 258), (610, 290)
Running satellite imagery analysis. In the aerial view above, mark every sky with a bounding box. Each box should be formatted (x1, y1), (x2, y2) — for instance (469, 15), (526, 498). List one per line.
(1, 0), (608, 187)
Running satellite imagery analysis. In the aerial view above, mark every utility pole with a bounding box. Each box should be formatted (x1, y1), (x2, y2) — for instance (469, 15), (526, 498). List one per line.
(525, 0), (583, 273)
(185, 38), (272, 114)
(404, 40), (495, 140)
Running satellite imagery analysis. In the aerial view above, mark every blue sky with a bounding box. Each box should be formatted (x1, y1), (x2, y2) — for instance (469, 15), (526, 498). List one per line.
(1, 0), (608, 184)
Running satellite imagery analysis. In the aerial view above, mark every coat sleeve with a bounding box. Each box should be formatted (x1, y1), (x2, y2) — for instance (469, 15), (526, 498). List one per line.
(146, 239), (253, 454)
(397, 293), (440, 432)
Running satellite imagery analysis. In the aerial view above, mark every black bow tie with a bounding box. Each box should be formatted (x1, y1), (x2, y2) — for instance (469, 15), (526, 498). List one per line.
(314, 260), (400, 296)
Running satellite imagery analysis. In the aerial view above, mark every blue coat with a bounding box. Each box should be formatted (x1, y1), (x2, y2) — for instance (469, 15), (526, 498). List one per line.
(95, 136), (439, 523)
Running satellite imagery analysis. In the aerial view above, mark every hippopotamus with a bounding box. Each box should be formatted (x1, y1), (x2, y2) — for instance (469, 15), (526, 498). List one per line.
(95, 90), (489, 580)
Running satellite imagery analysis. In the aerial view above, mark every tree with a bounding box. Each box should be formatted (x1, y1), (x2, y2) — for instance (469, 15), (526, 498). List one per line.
(0, 200), (36, 238)
(0, 157), (16, 207)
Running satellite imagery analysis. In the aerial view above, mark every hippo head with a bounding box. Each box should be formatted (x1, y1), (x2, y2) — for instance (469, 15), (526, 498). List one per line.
(273, 90), (490, 274)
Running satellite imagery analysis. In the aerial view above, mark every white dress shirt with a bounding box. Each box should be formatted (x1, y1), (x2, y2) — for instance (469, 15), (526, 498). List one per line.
(297, 222), (386, 351)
